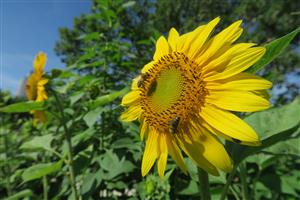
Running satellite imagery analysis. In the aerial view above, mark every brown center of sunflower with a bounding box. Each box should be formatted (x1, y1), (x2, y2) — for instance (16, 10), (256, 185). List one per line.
(139, 52), (207, 133)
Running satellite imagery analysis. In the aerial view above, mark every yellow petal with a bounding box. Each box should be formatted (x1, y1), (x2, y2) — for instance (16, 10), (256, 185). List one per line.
(166, 134), (187, 173)
(140, 118), (149, 140)
(120, 105), (142, 122)
(253, 90), (271, 100)
(187, 17), (220, 58)
(142, 130), (159, 176)
(194, 20), (243, 63)
(38, 78), (48, 86)
(34, 52), (47, 73)
(206, 73), (272, 91)
(200, 119), (261, 146)
(131, 76), (139, 90)
(178, 136), (219, 176)
(205, 47), (266, 81)
(201, 43), (255, 75)
(141, 61), (155, 73)
(26, 73), (37, 101)
(157, 134), (168, 177)
(168, 28), (180, 51)
(179, 25), (205, 53)
(206, 90), (270, 112)
(153, 36), (170, 61)
(199, 105), (259, 143)
(191, 125), (232, 172)
(121, 91), (140, 106)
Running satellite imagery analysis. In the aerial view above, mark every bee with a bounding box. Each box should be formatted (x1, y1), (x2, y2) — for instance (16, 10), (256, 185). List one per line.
(169, 117), (180, 134)
(147, 80), (157, 96)
(137, 73), (150, 88)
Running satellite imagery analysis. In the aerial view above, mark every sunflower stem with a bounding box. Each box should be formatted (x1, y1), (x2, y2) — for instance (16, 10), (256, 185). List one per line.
(220, 165), (238, 200)
(239, 162), (250, 200)
(197, 167), (211, 200)
(52, 90), (79, 200)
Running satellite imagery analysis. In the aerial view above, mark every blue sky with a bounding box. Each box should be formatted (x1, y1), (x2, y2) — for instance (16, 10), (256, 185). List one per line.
(0, 0), (91, 94)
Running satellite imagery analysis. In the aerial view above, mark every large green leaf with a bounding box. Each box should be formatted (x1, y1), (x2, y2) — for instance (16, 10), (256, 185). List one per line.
(247, 26), (300, 73)
(228, 97), (300, 164)
(20, 134), (54, 152)
(22, 160), (63, 182)
(245, 97), (300, 138)
(87, 87), (129, 109)
(0, 101), (46, 113)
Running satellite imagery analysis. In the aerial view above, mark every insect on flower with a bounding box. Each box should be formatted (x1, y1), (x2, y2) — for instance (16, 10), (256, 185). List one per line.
(121, 17), (272, 177)
(137, 72), (150, 88)
(169, 116), (180, 134)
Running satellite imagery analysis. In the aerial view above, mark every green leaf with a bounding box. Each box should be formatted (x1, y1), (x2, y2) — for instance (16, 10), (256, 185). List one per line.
(20, 134), (54, 152)
(97, 150), (135, 179)
(178, 180), (198, 195)
(245, 97), (300, 138)
(248, 26), (300, 73)
(22, 160), (63, 182)
(122, 1), (136, 8)
(81, 172), (102, 195)
(6, 189), (33, 200)
(83, 107), (107, 127)
(70, 91), (84, 105)
(0, 101), (46, 113)
(87, 87), (129, 109)
(72, 128), (96, 146)
(228, 97), (300, 163)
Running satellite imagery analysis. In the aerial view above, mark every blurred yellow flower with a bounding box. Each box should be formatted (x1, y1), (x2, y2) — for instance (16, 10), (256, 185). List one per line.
(26, 52), (48, 124)
(121, 17), (272, 177)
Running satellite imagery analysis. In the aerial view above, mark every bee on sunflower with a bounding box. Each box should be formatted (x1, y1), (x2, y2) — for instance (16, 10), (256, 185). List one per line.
(121, 17), (272, 177)
(26, 52), (48, 125)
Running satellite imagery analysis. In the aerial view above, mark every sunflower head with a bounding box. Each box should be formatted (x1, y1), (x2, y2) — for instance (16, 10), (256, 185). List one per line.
(26, 52), (48, 124)
(121, 17), (272, 177)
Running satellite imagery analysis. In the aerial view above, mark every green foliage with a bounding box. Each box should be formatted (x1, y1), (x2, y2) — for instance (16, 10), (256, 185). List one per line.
(1, 0), (300, 199)
(22, 161), (63, 182)
(248, 27), (300, 73)
(228, 97), (300, 164)
(0, 101), (46, 113)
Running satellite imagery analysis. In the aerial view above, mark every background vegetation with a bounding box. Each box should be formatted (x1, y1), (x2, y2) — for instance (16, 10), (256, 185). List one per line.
(1, 0), (299, 199)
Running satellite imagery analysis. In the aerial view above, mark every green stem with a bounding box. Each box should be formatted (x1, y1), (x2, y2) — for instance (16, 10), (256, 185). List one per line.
(197, 167), (211, 200)
(42, 153), (48, 200)
(42, 175), (48, 200)
(252, 168), (261, 197)
(220, 165), (238, 200)
(239, 162), (250, 200)
(52, 90), (79, 200)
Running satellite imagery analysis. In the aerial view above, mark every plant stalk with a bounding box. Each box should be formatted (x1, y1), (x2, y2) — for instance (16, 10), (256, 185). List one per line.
(52, 90), (79, 200)
(42, 175), (48, 200)
(197, 167), (211, 200)
(220, 165), (238, 200)
(239, 162), (250, 200)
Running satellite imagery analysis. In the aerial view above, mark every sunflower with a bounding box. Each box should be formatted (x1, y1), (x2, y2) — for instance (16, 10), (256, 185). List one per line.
(26, 52), (48, 124)
(121, 17), (272, 177)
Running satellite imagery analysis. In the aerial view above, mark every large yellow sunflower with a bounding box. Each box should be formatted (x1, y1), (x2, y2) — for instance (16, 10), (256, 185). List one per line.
(26, 52), (48, 124)
(121, 17), (272, 177)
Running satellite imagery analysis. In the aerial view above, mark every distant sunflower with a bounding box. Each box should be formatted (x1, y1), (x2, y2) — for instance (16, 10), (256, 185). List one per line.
(26, 52), (48, 124)
(121, 17), (272, 177)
